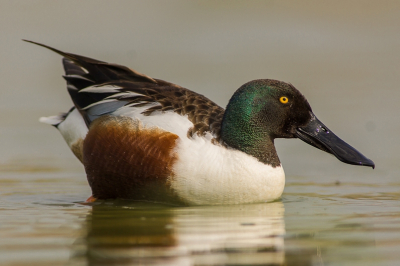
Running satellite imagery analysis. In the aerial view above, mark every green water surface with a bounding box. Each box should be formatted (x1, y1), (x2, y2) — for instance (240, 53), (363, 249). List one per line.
(1, 163), (398, 266)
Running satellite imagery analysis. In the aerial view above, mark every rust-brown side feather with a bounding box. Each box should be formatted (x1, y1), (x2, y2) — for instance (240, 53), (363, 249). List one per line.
(83, 115), (182, 202)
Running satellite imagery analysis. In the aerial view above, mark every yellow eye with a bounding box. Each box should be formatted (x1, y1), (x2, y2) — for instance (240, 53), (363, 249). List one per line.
(280, 96), (289, 104)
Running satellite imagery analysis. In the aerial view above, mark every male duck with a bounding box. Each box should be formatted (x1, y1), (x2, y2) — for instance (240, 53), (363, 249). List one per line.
(25, 40), (374, 205)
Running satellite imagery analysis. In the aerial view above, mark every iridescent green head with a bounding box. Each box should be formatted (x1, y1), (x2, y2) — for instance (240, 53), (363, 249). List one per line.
(220, 79), (374, 169)
(220, 79), (312, 166)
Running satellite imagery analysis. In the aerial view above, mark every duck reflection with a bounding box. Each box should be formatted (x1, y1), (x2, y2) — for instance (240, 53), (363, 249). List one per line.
(77, 201), (291, 265)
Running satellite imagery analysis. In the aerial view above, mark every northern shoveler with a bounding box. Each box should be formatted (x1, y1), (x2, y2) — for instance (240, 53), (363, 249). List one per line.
(25, 40), (374, 205)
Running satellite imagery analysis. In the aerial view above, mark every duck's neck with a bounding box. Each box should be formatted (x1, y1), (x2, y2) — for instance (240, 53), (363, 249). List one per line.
(220, 87), (281, 167)
(220, 122), (280, 167)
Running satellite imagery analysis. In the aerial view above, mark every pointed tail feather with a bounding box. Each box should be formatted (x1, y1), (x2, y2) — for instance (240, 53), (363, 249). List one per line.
(39, 114), (67, 127)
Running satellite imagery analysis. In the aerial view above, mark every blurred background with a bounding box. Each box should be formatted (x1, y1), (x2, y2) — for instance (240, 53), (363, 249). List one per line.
(1, 1), (398, 183)
(1, 1), (399, 265)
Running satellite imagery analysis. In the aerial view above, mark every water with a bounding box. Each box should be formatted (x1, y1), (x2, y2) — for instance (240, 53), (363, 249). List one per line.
(1, 169), (399, 266)
(1, 1), (400, 265)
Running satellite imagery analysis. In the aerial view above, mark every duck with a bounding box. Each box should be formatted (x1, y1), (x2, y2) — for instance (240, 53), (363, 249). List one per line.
(25, 40), (375, 206)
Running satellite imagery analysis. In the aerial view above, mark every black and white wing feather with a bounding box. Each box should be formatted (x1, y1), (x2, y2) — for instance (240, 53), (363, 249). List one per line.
(25, 40), (224, 140)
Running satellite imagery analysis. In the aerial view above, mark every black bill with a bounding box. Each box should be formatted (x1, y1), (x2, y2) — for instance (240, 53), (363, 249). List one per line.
(296, 113), (375, 168)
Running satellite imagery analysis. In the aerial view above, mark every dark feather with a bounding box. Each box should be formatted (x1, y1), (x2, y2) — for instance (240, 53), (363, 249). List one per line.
(25, 40), (225, 140)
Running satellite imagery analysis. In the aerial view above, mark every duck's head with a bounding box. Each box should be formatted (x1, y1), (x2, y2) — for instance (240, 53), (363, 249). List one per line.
(221, 79), (374, 168)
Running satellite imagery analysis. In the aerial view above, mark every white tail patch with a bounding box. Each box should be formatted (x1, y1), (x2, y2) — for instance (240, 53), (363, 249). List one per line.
(56, 108), (88, 149)
(39, 115), (65, 126)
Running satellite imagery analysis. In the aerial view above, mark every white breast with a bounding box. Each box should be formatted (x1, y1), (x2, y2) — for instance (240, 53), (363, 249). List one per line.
(171, 134), (285, 205)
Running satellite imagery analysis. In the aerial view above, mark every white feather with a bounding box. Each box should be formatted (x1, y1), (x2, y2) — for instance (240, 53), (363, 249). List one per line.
(172, 135), (285, 205)
(64, 74), (93, 82)
(111, 105), (192, 139)
(79, 84), (122, 93)
(79, 66), (89, 74)
(81, 99), (119, 110)
(67, 84), (78, 91)
(57, 108), (88, 149)
(105, 92), (144, 99)
(39, 115), (64, 126)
